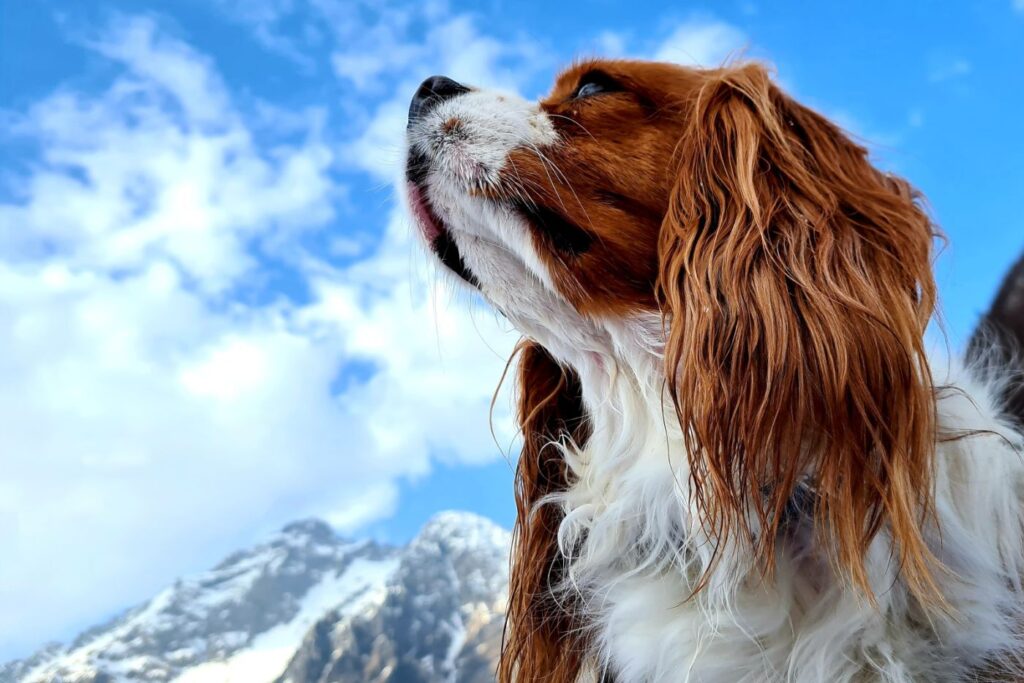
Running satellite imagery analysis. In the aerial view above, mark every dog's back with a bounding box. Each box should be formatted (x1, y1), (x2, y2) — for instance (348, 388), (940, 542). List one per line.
(969, 252), (1024, 426)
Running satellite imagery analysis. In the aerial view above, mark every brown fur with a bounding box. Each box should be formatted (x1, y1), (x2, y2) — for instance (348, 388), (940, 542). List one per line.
(500, 341), (590, 683)
(658, 64), (940, 602)
(498, 60), (942, 682)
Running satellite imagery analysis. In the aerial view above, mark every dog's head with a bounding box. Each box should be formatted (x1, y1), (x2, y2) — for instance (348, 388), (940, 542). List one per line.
(405, 60), (940, 680)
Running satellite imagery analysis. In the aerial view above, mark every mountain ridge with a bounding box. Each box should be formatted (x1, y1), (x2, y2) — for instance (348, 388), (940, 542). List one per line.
(1, 511), (510, 683)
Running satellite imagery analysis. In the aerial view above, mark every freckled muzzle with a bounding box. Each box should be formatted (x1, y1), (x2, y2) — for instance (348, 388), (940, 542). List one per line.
(405, 75), (478, 287)
(404, 75), (589, 296)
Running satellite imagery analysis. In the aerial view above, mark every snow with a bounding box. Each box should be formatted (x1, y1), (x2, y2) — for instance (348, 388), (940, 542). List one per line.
(6, 512), (508, 683)
(171, 556), (398, 683)
(20, 548), (281, 683)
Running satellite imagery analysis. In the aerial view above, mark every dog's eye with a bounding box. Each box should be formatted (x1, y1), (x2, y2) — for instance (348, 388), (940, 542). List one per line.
(573, 71), (620, 99)
(576, 81), (605, 98)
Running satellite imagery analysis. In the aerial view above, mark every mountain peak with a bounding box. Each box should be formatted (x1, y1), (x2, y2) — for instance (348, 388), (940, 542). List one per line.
(3, 511), (509, 683)
(278, 510), (511, 683)
(279, 518), (336, 542)
(416, 510), (510, 547)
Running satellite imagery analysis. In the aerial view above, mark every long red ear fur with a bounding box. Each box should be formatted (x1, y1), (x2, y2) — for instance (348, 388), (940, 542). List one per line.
(499, 341), (589, 683)
(658, 64), (942, 605)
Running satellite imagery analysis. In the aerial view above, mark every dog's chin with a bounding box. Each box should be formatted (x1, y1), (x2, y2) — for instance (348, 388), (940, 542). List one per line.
(405, 180), (479, 288)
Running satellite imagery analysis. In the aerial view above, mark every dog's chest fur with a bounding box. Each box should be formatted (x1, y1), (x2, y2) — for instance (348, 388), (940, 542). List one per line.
(555, 358), (1024, 683)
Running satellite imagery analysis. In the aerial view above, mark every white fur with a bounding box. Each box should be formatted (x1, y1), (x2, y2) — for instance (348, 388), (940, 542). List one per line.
(407, 85), (1024, 682)
(559, 347), (1024, 683)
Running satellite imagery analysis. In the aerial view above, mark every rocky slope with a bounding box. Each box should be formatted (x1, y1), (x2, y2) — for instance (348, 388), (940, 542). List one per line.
(0, 512), (510, 683)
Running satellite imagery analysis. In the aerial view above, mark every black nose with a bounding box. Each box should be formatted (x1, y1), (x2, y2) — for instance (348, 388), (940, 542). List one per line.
(408, 75), (469, 126)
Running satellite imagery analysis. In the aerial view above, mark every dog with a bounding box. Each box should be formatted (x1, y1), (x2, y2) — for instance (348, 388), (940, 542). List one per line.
(404, 59), (1024, 682)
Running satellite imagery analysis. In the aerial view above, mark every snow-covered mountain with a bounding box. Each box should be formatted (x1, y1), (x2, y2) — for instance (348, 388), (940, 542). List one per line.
(0, 512), (511, 683)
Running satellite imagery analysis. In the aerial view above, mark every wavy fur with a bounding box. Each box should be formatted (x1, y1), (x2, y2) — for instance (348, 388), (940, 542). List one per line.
(404, 59), (1024, 682)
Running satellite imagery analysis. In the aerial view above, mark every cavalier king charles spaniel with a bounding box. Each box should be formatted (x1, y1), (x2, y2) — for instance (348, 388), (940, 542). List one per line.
(404, 60), (1024, 683)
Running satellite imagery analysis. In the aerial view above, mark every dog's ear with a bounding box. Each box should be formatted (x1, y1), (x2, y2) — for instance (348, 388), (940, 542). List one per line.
(967, 251), (1024, 427)
(658, 63), (942, 603)
(499, 340), (588, 683)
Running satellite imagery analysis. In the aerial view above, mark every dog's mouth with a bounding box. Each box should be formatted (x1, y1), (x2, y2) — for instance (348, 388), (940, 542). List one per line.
(405, 178), (479, 290)
(406, 146), (592, 290)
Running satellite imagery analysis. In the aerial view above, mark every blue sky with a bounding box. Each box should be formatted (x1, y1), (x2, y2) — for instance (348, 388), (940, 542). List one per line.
(1, 0), (1022, 662)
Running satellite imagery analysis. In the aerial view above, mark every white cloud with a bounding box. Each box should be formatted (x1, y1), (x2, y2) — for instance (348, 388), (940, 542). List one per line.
(88, 16), (232, 125)
(1, 16), (334, 293)
(210, 0), (323, 68)
(305, 209), (519, 469)
(654, 19), (748, 66)
(328, 13), (426, 91)
(591, 30), (629, 57)
(0, 5), (761, 662)
(338, 13), (549, 180)
(0, 11), (522, 659)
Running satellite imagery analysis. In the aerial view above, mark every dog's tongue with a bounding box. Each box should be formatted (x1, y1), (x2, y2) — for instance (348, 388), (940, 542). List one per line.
(406, 182), (443, 244)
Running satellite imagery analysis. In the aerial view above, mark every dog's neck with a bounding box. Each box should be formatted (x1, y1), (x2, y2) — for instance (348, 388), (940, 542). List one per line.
(545, 335), (1024, 681)
(550, 316), (759, 600)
